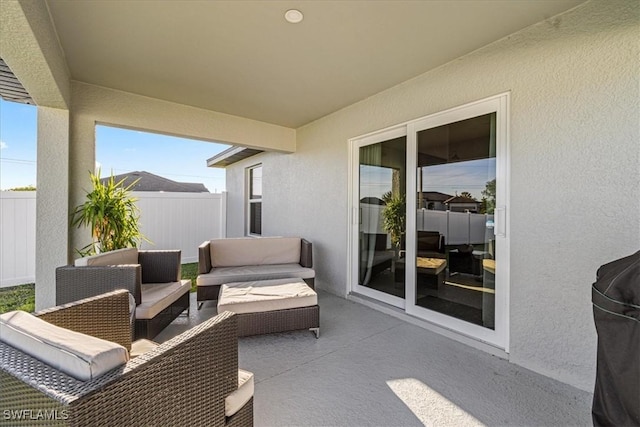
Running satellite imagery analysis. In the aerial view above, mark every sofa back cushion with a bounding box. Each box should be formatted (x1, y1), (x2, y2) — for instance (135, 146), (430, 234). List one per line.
(210, 237), (301, 267)
(0, 311), (129, 381)
(74, 247), (139, 267)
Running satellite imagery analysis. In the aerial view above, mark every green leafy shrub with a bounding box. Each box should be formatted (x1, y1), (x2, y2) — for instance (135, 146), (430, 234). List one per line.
(71, 171), (148, 256)
(382, 191), (406, 250)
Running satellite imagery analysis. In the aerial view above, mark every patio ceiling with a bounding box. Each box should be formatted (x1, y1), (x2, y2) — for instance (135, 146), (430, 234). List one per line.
(45, 0), (584, 128)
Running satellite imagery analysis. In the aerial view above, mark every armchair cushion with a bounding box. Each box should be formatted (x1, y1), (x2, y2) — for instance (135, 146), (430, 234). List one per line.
(137, 280), (191, 320)
(225, 369), (254, 417)
(74, 247), (139, 267)
(0, 311), (129, 381)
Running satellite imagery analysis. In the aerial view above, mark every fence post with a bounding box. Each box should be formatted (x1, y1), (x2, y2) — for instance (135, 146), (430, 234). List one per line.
(220, 192), (228, 238)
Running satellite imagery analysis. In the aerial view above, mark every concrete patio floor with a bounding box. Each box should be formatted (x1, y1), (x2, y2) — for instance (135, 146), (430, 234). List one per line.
(155, 291), (593, 427)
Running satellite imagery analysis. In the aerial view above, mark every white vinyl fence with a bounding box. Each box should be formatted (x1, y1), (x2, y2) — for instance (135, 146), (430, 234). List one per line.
(0, 192), (36, 288)
(360, 203), (494, 246)
(0, 191), (227, 288)
(133, 191), (226, 263)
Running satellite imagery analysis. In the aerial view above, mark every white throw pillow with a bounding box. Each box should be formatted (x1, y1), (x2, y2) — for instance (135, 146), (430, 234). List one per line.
(0, 311), (129, 381)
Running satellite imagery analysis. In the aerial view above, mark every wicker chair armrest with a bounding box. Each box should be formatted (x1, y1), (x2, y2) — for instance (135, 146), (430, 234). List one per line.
(56, 264), (142, 305)
(301, 239), (313, 268)
(75, 311), (239, 425)
(138, 250), (181, 283)
(35, 290), (132, 351)
(0, 311), (241, 426)
(198, 240), (212, 274)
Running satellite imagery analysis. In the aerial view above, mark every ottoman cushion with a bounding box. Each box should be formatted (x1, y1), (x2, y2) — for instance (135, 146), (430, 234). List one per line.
(217, 278), (317, 314)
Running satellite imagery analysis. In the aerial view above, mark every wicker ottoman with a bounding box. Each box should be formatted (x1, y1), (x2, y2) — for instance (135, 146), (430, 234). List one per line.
(217, 278), (320, 338)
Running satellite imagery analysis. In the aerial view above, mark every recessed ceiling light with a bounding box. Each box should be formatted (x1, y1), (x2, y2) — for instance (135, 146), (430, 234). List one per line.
(284, 9), (303, 24)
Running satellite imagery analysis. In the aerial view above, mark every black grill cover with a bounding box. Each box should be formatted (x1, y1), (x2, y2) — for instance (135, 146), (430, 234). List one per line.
(591, 250), (640, 427)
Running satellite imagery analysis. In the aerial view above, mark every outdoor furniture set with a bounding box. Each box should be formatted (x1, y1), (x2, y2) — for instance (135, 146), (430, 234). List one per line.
(197, 237), (320, 338)
(0, 290), (253, 426)
(0, 236), (320, 426)
(55, 248), (191, 340)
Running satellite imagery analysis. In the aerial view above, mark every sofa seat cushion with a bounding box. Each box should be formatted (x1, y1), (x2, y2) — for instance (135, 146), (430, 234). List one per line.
(217, 278), (317, 314)
(0, 311), (129, 381)
(197, 264), (315, 287)
(209, 237), (301, 267)
(136, 280), (191, 320)
(225, 369), (254, 417)
(74, 247), (139, 267)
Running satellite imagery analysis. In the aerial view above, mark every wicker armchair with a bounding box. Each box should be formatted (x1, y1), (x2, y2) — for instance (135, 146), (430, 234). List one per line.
(0, 290), (253, 427)
(56, 249), (190, 339)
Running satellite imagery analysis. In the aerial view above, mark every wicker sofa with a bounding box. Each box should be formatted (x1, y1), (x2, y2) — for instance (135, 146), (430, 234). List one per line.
(0, 290), (253, 427)
(197, 237), (315, 309)
(56, 248), (190, 339)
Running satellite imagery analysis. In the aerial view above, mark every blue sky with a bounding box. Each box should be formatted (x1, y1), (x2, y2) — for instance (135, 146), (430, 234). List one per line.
(0, 99), (37, 189)
(0, 99), (230, 192)
(361, 158), (496, 201)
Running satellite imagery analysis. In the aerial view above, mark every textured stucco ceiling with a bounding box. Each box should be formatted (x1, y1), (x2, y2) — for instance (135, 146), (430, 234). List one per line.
(45, 0), (584, 128)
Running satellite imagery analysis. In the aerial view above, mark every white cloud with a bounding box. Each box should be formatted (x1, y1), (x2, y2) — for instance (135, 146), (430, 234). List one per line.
(0, 141), (7, 149)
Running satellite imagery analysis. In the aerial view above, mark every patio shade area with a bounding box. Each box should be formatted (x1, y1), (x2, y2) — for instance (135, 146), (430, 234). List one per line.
(158, 292), (593, 426)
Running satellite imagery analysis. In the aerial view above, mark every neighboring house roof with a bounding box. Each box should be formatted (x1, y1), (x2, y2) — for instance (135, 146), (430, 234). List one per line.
(360, 197), (385, 205)
(444, 195), (479, 205)
(102, 171), (209, 193)
(420, 192), (453, 202)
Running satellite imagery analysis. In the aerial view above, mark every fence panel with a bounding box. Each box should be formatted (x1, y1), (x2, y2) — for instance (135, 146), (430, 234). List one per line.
(133, 191), (226, 263)
(0, 191), (226, 287)
(1, 192), (37, 287)
(360, 204), (494, 247)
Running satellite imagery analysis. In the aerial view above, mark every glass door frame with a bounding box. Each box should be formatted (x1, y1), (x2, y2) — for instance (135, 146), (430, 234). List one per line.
(348, 125), (407, 310)
(348, 93), (510, 351)
(406, 94), (510, 350)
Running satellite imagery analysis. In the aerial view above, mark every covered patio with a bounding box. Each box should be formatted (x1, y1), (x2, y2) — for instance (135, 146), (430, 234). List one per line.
(1, 1), (638, 424)
(161, 292), (592, 426)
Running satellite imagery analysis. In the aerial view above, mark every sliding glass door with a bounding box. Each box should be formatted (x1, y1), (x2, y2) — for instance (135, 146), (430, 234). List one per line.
(350, 94), (509, 349)
(412, 113), (497, 328)
(406, 95), (508, 349)
(352, 127), (407, 308)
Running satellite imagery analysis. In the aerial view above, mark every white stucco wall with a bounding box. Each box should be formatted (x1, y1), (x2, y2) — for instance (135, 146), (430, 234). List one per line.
(225, 1), (639, 391)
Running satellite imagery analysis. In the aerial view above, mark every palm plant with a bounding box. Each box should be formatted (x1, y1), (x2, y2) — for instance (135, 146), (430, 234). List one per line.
(72, 170), (147, 256)
(381, 191), (406, 253)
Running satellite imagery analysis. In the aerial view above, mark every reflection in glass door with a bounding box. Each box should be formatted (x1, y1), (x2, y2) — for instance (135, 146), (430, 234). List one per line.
(414, 113), (497, 329)
(350, 93), (508, 349)
(358, 135), (406, 304)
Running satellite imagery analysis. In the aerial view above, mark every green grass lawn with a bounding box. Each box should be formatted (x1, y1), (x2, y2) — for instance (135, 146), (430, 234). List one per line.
(0, 263), (199, 314)
(0, 283), (35, 313)
(182, 262), (199, 292)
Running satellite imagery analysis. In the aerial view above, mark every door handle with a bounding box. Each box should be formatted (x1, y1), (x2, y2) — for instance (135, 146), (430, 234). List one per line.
(494, 207), (506, 237)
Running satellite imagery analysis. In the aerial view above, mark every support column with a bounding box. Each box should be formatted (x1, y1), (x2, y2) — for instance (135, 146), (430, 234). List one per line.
(68, 111), (95, 256)
(35, 107), (69, 309)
